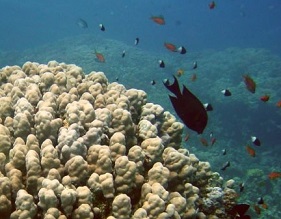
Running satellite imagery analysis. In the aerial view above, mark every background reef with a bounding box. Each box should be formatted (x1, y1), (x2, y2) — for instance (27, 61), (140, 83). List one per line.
(0, 34), (281, 218)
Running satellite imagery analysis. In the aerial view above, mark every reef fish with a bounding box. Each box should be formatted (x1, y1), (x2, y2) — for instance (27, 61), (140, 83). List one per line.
(99, 23), (105, 31)
(177, 46), (187, 54)
(77, 18), (88, 28)
(257, 197), (264, 205)
(200, 137), (208, 146)
(135, 37), (140, 45)
(268, 171), (281, 180)
(243, 75), (256, 93)
(239, 182), (245, 192)
(204, 103), (213, 111)
(246, 145), (256, 157)
(221, 89), (232, 96)
(254, 205), (261, 215)
(94, 50), (105, 63)
(164, 42), (177, 52)
(176, 68), (184, 77)
(122, 50), (126, 58)
(260, 95), (270, 102)
(163, 76), (208, 134)
(184, 132), (190, 142)
(251, 136), (261, 146)
(221, 161), (230, 171)
(192, 61), (197, 69)
(229, 204), (251, 219)
(159, 60), (165, 68)
(150, 80), (156, 85)
(150, 15), (165, 25)
(209, 1), (216, 9)
(191, 73), (197, 82)
(210, 137), (216, 146)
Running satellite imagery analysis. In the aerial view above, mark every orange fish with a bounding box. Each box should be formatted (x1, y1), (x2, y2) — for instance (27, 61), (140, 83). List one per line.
(246, 145), (256, 157)
(261, 203), (268, 209)
(260, 95), (270, 102)
(243, 74), (256, 93)
(176, 69), (184, 77)
(191, 73), (197, 82)
(268, 171), (281, 180)
(200, 137), (208, 146)
(276, 100), (281, 107)
(94, 50), (105, 63)
(164, 42), (177, 52)
(150, 15), (165, 25)
(254, 204), (261, 215)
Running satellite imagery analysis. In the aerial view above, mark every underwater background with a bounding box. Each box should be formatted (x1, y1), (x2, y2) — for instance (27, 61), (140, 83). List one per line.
(0, 0), (281, 218)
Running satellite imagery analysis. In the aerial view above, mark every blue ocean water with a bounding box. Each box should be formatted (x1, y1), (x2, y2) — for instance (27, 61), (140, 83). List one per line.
(1, 0), (281, 54)
(1, 0), (281, 218)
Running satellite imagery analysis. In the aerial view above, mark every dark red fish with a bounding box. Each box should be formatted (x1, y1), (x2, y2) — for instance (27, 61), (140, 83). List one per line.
(229, 204), (251, 219)
(163, 76), (208, 134)
(150, 15), (165, 25)
(209, 1), (216, 9)
(164, 42), (177, 52)
(243, 75), (256, 93)
(260, 95), (270, 102)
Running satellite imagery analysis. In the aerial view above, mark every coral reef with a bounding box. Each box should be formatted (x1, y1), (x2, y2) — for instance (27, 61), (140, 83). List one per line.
(0, 61), (237, 218)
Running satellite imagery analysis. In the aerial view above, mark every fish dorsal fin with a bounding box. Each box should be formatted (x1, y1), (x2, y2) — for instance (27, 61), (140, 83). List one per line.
(163, 76), (181, 97)
(182, 85), (194, 98)
(230, 204), (250, 217)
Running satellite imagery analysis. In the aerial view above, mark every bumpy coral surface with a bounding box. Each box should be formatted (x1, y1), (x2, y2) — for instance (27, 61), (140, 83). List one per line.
(0, 61), (237, 219)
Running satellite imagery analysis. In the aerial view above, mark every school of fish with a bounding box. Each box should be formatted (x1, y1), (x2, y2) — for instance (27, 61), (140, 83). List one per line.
(76, 2), (281, 218)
